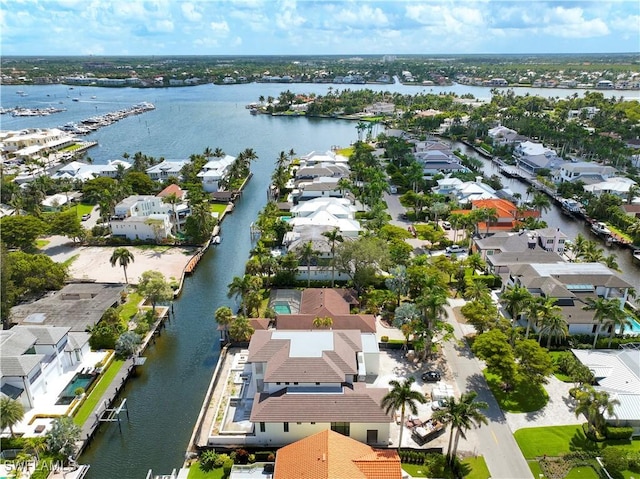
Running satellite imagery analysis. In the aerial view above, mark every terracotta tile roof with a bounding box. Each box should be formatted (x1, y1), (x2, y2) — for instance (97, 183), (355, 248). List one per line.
(274, 430), (401, 479)
(276, 314), (376, 333)
(250, 382), (392, 423)
(156, 183), (185, 199)
(300, 289), (351, 315)
(472, 198), (517, 218)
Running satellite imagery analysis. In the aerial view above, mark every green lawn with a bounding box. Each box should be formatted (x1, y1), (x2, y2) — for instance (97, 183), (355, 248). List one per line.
(565, 464), (600, 479)
(62, 254), (79, 267)
(483, 371), (548, 413)
(120, 292), (144, 322)
(73, 359), (125, 426)
(461, 456), (490, 479)
(401, 464), (430, 478)
(210, 203), (228, 216)
(186, 463), (225, 479)
(548, 351), (574, 382)
(36, 239), (50, 249)
(73, 203), (95, 218)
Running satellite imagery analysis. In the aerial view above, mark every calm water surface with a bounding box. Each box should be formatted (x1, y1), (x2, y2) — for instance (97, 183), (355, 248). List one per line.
(1, 82), (637, 477)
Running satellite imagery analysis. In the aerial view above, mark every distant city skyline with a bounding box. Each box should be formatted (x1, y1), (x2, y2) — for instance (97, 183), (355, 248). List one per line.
(2, 0), (639, 56)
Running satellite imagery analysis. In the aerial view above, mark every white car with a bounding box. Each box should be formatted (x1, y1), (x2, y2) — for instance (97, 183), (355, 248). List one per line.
(445, 245), (466, 255)
(441, 221), (451, 230)
(431, 399), (448, 410)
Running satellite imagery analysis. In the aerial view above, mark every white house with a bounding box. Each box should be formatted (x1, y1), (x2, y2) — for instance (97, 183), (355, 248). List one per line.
(0, 325), (90, 410)
(245, 329), (391, 447)
(197, 155), (235, 193)
(111, 195), (174, 240)
(555, 162), (619, 184)
(146, 160), (189, 181)
(583, 177), (637, 200)
(513, 141), (563, 174)
(571, 348), (640, 435)
(51, 160), (131, 182)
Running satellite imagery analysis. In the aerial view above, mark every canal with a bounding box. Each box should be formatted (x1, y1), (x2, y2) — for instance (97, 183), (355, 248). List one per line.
(454, 142), (640, 288)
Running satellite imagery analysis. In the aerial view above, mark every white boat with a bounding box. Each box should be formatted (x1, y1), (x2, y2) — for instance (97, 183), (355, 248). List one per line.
(633, 250), (640, 266)
(591, 222), (611, 236)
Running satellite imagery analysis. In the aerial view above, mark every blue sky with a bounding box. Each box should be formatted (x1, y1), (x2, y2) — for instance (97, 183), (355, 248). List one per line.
(2, 0), (639, 56)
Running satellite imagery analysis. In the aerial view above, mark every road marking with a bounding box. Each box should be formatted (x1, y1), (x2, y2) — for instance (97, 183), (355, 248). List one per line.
(491, 429), (499, 444)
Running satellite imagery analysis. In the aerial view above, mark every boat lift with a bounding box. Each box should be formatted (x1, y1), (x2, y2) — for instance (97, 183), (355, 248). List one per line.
(96, 398), (129, 432)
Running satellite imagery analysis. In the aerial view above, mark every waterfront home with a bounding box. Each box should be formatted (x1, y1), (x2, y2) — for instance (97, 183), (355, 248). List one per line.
(111, 214), (172, 242)
(513, 140), (563, 174)
(146, 160), (189, 181)
(0, 325), (90, 411)
(50, 159), (132, 182)
(246, 329), (390, 447)
(474, 227), (568, 261)
(2, 128), (76, 162)
(271, 288), (376, 334)
(554, 161), (618, 184)
(10, 283), (124, 331)
(41, 193), (75, 212)
(504, 262), (632, 335)
(583, 177), (638, 201)
(272, 429), (402, 479)
(111, 193), (189, 238)
(567, 106), (600, 120)
(416, 150), (468, 177)
(435, 177), (498, 204)
(488, 126), (526, 145)
(471, 198), (522, 235)
(197, 155), (235, 193)
(571, 349), (640, 435)
(298, 150), (349, 167)
(289, 177), (345, 204)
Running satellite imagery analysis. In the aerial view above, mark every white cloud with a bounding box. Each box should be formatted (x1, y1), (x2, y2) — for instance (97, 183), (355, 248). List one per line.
(150, 19), (174, 33)
(334, 4), (389, 27)
(543, 7), (609, 38)
(275, 8), (305, 30)
(181, 3), (202, 22)
(210, 20), (230, 35)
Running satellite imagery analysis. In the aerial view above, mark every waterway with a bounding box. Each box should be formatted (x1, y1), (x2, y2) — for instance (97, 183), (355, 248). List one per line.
(1, 82), (637, 477)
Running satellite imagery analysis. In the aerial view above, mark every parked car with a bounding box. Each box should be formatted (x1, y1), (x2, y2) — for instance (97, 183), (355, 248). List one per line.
(441, 221), (451, 230)
(431, 399), (448, 411)
(81, 213), (91, 221)
(421, 371), (441, 382)
(445, 245), (466, 255)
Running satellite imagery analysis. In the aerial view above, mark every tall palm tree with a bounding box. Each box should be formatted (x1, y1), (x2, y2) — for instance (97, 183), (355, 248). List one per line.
(162, 192), (181, 233)
(312, 316), (333, 329)
(602, 306), (633, 348)
(109, 247), (135, 285)
(432, 390), (488, 463)
(538, 310), (568, 348)
(531, 192), (551, 216)
(227, 275), (261, 316)
(214, 306), (234, 342)
(524, 296), (561, 339)
(322, 228), (344, 287)
(574, 385), (619, 436)
(297, 241), (319, 287)
(380, 377), (426, 448)
(0, 397), (25, 437)
(500, 284), (533, 326)
(583, 297), (623, 349)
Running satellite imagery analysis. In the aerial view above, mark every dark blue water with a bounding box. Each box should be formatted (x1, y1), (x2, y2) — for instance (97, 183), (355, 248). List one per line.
(0, 82), (633, 477)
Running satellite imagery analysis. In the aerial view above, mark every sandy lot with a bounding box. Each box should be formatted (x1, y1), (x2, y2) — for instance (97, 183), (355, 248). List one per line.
(41, 235), (197, 285)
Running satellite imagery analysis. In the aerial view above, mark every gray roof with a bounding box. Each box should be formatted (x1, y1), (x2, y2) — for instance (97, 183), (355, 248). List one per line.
(0, 328), (37, 356)
(0, 354), (44, 377)
(20, 325), (69, 346)
(487, 251), (564, 268)
(10, 283), (124, 331)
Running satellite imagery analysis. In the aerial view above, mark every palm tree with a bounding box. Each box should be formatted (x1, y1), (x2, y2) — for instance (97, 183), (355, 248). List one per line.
(432, 391), (488, 464)
(581, 241), (605, 263)
(381, 377), (426, 448)
(499, 284), (533, 326)
(227, 275), (261, 316)
(297, 241), (319, 287)
(322, 227), (343, 287)
(109, 248), (135, 285)
(602, 306), (633, 347)
(312, 316), (333, 329)
(571, 233), (588, 261)
(215, 306), (234, 342)
(524, 296), (561, 339)
(574, 385), (619, 437)
(531, 192), (551, 216)
(228, 315), (255, 342)
(0, 397), (25, 437)
(162, 192), (181, 233)
(538, 310), (568, 348)
(583, 297), (623, 349)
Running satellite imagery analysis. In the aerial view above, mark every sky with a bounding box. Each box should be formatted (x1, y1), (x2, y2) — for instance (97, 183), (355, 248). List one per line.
(1, 0), (639, 56)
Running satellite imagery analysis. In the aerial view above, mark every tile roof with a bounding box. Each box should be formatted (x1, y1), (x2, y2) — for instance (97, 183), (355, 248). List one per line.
(300, 289), (352, 316)
(276, 314), (376, 333)
(250, 383), (391, 423)
(274, 429), (401, 479)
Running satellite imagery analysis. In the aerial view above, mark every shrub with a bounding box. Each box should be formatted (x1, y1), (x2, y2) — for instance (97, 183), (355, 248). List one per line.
(248, 454), (255, 464)
(199, 450), (218, 472)
(234, 448), (250, 464)
(380, 336), (389, 342)
(601, 447), (629, 473)
(604, 426), (633, 440)
(423, 453), (446, 476)
(223, 459), (233, 476)
(254, 451), (274, 462)
(267, 453), (275, 462)
(627, 450), (640, 472)
(214, 453), (230, 468)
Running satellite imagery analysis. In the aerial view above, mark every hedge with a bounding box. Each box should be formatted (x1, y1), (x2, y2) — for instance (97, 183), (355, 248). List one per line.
(604, 426), (634, 440)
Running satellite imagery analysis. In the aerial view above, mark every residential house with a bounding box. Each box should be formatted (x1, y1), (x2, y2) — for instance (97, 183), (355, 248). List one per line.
(505, 262), (632, 335)
(471, 198), (528, 235)
(0, 325), (90, 410)
(622, 204), (640, 219)
(571, 348), (640, 435)
(583, 177), (637, 201)
(246, 329), (391, 446)
(51, 159), (132, 182)
(111, 194), (180, 240)
(156, 184), (190, 231)
(146, 160), (189, 182)
(197, 155), (235, 193)
(513, 141), (564, 174)
(488, 126), (525, 145)
(2, 128), (76, 162)
(415, 150), (467, 177)
(273, 429), (402, 479)
(290, 178), (345, 205)
(554, 162), (618, 184)
(567, 107), (600, 120)
(41, 193), (74, 212)
(475, 227), (568, 261)
(272, 288), (376, 334)
(435, 177), (498, 204)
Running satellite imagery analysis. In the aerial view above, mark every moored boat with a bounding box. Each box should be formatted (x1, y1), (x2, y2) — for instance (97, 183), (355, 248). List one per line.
(633, 249), (640, 266)
(591, 221), (611, 236)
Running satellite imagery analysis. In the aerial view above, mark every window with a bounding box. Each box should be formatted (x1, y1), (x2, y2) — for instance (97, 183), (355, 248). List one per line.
(283, 422), (289, 433)
(331, 422), (350, 436)
(259, 422), (265, 433)
(366, 430), (378, 444)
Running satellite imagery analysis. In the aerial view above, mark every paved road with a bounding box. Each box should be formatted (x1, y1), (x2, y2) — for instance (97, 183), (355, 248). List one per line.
(383, 191), (409, 227)
(443, 300), (533, 479)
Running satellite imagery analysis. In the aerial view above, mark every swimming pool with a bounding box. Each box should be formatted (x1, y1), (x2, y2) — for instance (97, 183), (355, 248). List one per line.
(56, 373), (97, 405)
(273, 303), (291, 315)
(625, 317), (640, 335)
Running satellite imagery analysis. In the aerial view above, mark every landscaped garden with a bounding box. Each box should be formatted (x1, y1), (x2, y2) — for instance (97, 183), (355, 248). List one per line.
(515, 425), (640, 479)
(400, 454), (490, 478)
(483, 370), (548, 413)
